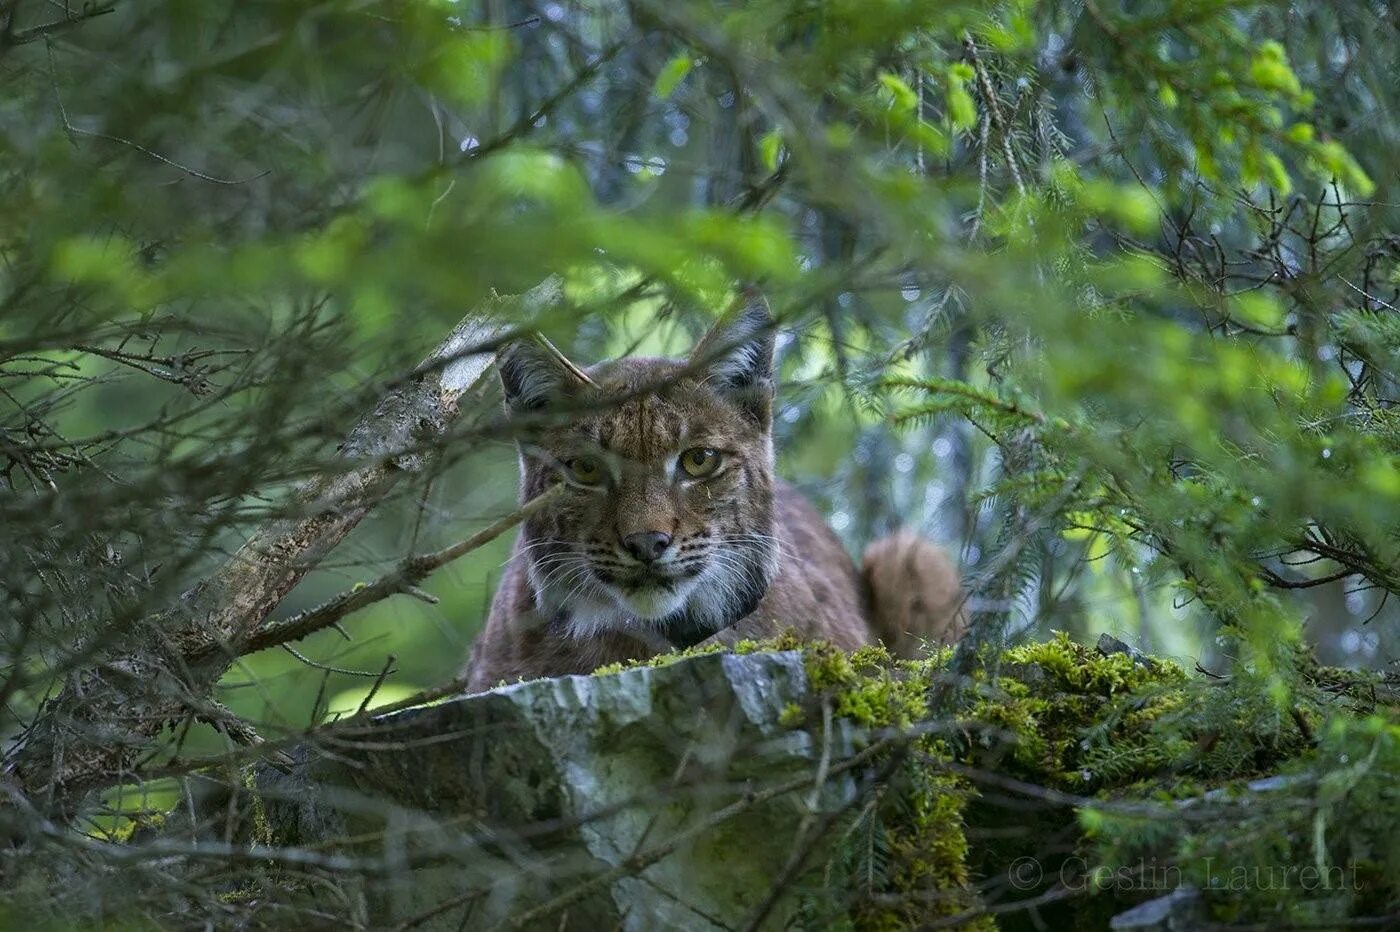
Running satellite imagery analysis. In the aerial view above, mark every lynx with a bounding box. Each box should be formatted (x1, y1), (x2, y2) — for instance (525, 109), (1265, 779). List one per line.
(463, 290), (964, 691)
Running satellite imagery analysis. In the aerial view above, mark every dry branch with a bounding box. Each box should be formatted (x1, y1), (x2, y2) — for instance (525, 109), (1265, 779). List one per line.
(1, 277), (563, 818)
(234, 482), (565, 657)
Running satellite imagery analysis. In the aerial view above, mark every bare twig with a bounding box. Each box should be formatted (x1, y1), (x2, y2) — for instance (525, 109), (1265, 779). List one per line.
(3, 3), (115, 47)
(45, 39), (270, 185)
(234, 483), (565, 657)
(487, 737), (894, 932)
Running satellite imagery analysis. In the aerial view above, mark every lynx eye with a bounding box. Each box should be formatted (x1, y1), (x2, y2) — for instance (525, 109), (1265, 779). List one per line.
(566, 456), (605, 485)
(678, 447), (722, 479)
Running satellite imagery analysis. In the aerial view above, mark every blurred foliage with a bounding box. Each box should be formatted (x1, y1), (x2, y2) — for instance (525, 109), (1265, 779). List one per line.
(2, 0), (1400, 925)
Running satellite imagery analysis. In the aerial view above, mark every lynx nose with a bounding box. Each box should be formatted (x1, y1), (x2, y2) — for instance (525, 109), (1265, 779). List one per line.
(622, 531), (672, 564)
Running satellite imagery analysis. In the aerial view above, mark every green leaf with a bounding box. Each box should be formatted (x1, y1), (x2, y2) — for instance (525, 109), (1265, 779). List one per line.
(51, 235), (160, 307)
(759, 128), (783, 172)
(878, 71), (918, 112)
(479, 148), (589, 207)
(419, 32), (511, 108)
(1248, 40), (1302, 97)
(654, 54), (693, 99)
(1261, 151), (1292, 195)
(1362, 459), (1400, 497)
(1284, 122), (1314, 144)
(1313, 141), (1376, 197)
(947, 83), (976, 131)
(683, 212), (799, 279)
(1233, 293), (1285, 329)
(52, 235), (130, 283)
(826, 122), (855, 149)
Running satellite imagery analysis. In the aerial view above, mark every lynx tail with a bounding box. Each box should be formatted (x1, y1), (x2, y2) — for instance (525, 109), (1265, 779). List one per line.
(861, 530), (967, 658)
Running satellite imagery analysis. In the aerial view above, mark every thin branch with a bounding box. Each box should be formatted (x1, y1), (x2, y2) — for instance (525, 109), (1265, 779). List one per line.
(234, 483), (564, 657)
(462, 39), (629, 164)
(4, 2), (115, 47)
(963, 34), (1026, 196)
(45, 39), (270, 185)
(486, 737), (895, 932)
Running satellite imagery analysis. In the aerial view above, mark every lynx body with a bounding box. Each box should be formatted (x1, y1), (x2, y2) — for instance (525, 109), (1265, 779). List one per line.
(464, 294), (963, 691)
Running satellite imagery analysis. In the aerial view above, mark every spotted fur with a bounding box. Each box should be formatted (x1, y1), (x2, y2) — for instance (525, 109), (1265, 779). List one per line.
(464, 293), (964, 691)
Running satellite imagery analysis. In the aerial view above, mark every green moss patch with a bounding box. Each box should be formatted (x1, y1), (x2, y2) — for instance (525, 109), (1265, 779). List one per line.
(602, 631), (1399, 930)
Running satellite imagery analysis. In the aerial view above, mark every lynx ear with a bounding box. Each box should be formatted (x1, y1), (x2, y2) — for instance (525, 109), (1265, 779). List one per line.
(496, 334), (592, 413)
(690, 288), (775, 417)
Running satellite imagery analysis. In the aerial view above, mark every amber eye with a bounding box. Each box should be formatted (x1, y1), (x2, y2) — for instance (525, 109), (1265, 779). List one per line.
(678, 447), (722, 479)
(567, 456), (605, 485)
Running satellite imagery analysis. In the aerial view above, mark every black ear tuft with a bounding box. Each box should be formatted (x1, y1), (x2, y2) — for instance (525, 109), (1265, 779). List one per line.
(690, 288), (775, 406)
(497, 337), (586, 413)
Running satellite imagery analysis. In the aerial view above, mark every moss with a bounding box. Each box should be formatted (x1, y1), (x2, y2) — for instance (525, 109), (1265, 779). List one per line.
(973, 635), (1397, 929)
(106, 808), (166, 844)
(1003, 631), (1186, 696)
(595, 631), (1226, 928)
(772, 639), (991, 929)
(216, 886), (260, 906)
(957, 632), (1195, 793)
(598, 633), (984, 927)
(591, 640), (726, 677)
(625, 628), (1399, 929)
(778, 702), (807, 728)
(859, 739), (992, 932)
(799, 640), (934, 729)
(590, 632), (806, 676)
(244, 768), (275, 848)
(1302, 661), (1399, 716)
(563, 630), (1400, 928)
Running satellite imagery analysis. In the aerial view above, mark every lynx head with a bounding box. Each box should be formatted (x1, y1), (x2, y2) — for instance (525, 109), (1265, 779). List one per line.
(498, 290), (778, 643)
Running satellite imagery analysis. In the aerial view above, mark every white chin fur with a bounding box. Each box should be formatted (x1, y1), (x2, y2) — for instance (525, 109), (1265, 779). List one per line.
(608, 579), (697, 621)
(536, 572), (703, 639)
